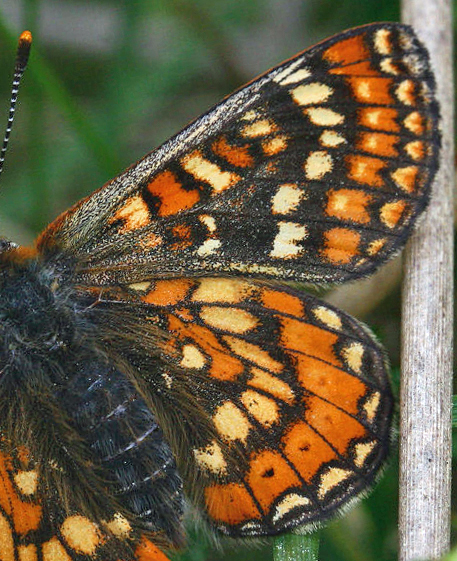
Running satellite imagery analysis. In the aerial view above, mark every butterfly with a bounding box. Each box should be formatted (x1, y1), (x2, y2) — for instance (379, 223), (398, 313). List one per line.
(0, 22), (439, 561)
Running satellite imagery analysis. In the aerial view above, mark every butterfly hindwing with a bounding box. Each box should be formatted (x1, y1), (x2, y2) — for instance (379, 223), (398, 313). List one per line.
(87, 277), (393, 536)
(37, 23), (439, 286)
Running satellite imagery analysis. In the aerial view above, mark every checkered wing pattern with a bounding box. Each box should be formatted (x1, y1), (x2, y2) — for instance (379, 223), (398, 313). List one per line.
(38, 23), (439, 285)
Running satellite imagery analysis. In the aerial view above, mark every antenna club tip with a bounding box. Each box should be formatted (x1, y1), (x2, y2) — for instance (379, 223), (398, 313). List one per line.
(19, 30), (32, 46)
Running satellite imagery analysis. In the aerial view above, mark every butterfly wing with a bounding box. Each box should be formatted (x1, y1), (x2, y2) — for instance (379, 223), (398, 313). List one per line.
(37, 23), (439, 285)
(0, 446), (171, 560)
(85, 278), (393, 536)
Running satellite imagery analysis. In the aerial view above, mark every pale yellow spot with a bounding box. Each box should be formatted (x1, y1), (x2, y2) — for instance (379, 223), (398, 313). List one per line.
(226, 262), (283, 276)
(60, 515), (101, 554)
(305, 151), (333, 180)
(404, 111), (423, 134)
(0, 513), (14, 561)
(306, 107), (345, 126)
(313, 306), (342, 330)
(405, 141), (424, 161)
(272, 493), (311, 523)
(364, 392), (381, 421)
(374, 28), (392, 55)
(18, 545), (37, 561)
(277, 67), (311, 85)
(223, 336), (283, 373)
(240, 389), (279, 427)
(242, 119), (277, 137)
(342, 342), (364, 373)
(193, 278), (256, 304)
(318, 467), (353, 499)
(105, 513), (132, 538)
(391, 166), (418, 192)
(241, 110), (258, 121)
(14, 469), (38, 496)
(291, 82), (333, 105)
(354, 79), (373, 102)
(42, 538), (72, 561)
(271, 184), (303, 214)
(249, 368), (295, 404)
(213, 401), (251, 443)
(162, 371), (173, 388)
(363, 108), (383, 127)
(354, 441), (376, 468)
(180, 344), (206, 369)
(380, 58), (399, 75)
(193, 440), (227, 474)
(197, 239), (221, 257)
(199, 214), (217, 232)
(128, 281), (151, 292)
(111, 195), (150, 233)
(367, 238), (387, 256)
(200, 306), (258, 334)
(273, 58), (304, 84)
(396, 80), (415, 105)
(182, 152), (240, 192)
(320, 130), (346, 147)
(270, 221), (308, 259)
(262, 135), (288, 156)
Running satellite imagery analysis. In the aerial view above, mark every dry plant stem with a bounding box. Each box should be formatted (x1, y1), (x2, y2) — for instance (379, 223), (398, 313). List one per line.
(399, 0), (454, 559)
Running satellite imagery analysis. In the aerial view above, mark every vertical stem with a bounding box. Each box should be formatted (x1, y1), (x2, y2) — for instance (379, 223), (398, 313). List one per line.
(273, 532), (320, 561)
(399, 0), (454, 559)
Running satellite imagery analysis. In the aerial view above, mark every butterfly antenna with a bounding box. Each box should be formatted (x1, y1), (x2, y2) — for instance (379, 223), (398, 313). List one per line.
(0, 30), (32, 179)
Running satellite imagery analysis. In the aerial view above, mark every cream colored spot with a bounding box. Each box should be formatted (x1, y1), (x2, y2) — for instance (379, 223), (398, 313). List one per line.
(182, 152), (240, 192)
(162, 371), (173, 388)
(305, 151), (333, 180)
(262, 135), (288, 156)
(180, 344), (206, 369)
(200, 306), (258, 334)
(272, 493), (311, 522)
(193, 440), (228, 474)
(0, 513), (14, 561)
(193, 278), (256, 304)
(342, 342), (364, 373)
(306, 107), (345, 126)
(320, 130), (346, 147)
(313, 306), (342, 330)
(396, 80), (415, 105)
(405, 141), (424, 161)
(367, 238), (387, 256)
(270, 221), (308, 259)
(241, 110), (258, 121)
(277, 67), (311, 85)
(363, 108), (383, 127)
(197, 238), (221, 257)
(224, 336), (283, 373)
(199, 214), (217, 232)
(213, 401), (251, 443)
(18, 545), (37, 561)
(354, 441), (376, 468)
(374, 28), (392, 54)
(404, 111), (423, 134)
(111, 195), (150, 233)
(226, 262), (283, 276)
(61, 516), (101, 554)
(380, 58), (399, 75)
(271, 184), (303, 214)
(273, 59), (307, 84)
(128, 281), (152, 292)
(14, 469), (38, 495)
(240, 389), (279, 427)
(364, 392), (381, 421)
(42, 538), (72, 561)
(291, 82), (333, 106)
(105, 513), (132, 538)
(318, 467), (353, 499)
(242, 119), (277, 137)
(391, 166), (418, 191)
(354, 79), (374, 102)
(249, 368), (295, 404)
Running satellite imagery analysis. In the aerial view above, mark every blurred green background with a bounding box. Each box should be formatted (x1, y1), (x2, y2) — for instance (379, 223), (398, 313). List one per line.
(0, 1), (454, 560)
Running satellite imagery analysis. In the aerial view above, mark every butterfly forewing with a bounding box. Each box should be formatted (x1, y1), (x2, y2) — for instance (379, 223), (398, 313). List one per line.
(38, 23), (439, 286)
(0, 21), (440, 561)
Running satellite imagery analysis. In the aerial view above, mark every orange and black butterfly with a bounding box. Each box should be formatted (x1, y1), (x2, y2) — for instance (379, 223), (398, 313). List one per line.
(0, 23), (439, 560)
